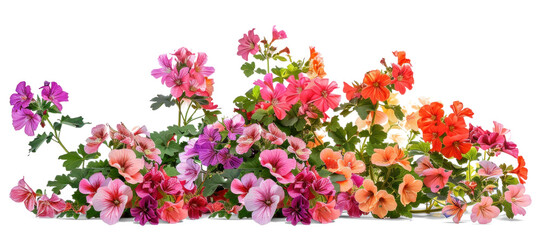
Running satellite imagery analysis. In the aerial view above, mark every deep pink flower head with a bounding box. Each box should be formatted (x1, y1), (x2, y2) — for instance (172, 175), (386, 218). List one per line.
(244, 179), (285, 225)
(130, 195), (159, 226)
(93, 179), (133, 225)
(336, 192), (366, 218)
(10, 81), (33, 111)
(236, 124), (262, 154)
(478, 161), (503, 179)
(36, 193), (66, 218)
(287, 136), (311, 161)
(271, 25), (287, 42)
(165, 67), (190, 98)
(187, 52), (215, 86)
(312, 177), (336, 196)
(151, 54), (173, 84)
(478, 132), (505, 151)
(40, 81), (69, 111)
(78, 172), (111, 204)
(160, 174), (183, 196)
(135, 136), (162, 164)
(502, 140), (519, 158)
(10, 177), (37, 211)
(282, 196), (311, 226)
(263, 123), (287, 145)
(504, 184), (531, 216)
(309, 200), (341, 224)
(260, 149), (296, 184)
(224, 114), (245, 140)
(237, 28), (260, 61)
(12, 108), (41, 136)
(391, 63), (414, 94)
(176, 158), (201, 190)
(471, 196), (500, 224)
(287, 168), (316, 199)
(422, 167), (452, 193)
(285, 74), (309, 104)
(351, 174), (364, 188)
(187, 195), (208, 219)
(301, 78), (341, 113)
(84, 124), (108, 154)
(468, 124), (488, 144)
(135, 166), (165, 200)
(230, 173), (263, 204)
(173, 47), (194, 65)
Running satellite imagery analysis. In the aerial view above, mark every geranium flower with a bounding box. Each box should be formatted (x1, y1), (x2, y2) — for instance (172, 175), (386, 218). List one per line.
(355, 111), (388, 130)
(286, 136), (311, 161)
(471, 196), (500, 224)
(450, 101), (474, 118)
(36, 193), (66, 218)
(261, 82), (291, 120)
(444, 114), (469, 137)
(371, 145), (411, 171)
(282, 196), (311, 226)
(12, 109), (41, 136)
(158, 199), (188, 223)
(285, 74), (309, 104)
(309, 201), (341, 224)
(78, 172), (111, 204)
(336, 192), (366, 218)
(442, 194), (467, 223)
(371, 190), (397, 218)
(151, 54), (173, 84)
(84, 124), (108, 154)
(361, 70), (391, 104)
(217, 148), (243, 169)
(187, 195), (208, 220)
(236, 124), (262, 154)
(441, 134), (471, 160)
(504, 184), (531, 216)
(307, 131), (325, 149)
(164, 67), (190, 98)
(339, 152), (366, 174)
(135, 166), (165, 199)
(287, 168), (317, 199)
(312, 178), (335, 196)
(10, 81), (33, 111)
(478, 132), (505, 151)
(135, 136), (162, 164)
(307, 47), (326, 79)
(301, 78), (341, 112)
(130, 195), (159, 226)
(417, 102), (444, 130)
(244, 179), (285, 225)
(259, 149), (296, 184)
(468, 124), (487, 144)
(393, 51), (411, 66)
(92, 179), (133, 224)
(502, 139), (519, 158)
(335, 166), (353, 192)
(354, 179), (378, 212)
(404, 111), (421, 131)
(510, 156), (528, 184)
(263, 123), (286, 145)
(173, 47), (194, 64)
(422, 124), (445, 152)
(398, 174), (423, 206)
(198, 143), (220, 166)
(231, 173), (263, 204)
(391, 63), (414, 94)
(187, 52), (215, 87)
(422, 167), (452, 193)
(320, 148), (342, 173)
(414, 156), (434, 176)
(237, 28), (260, 61)
(110, 123), (136, 148)
(478, 161), (503, 179)
(108, 149), (144, 184)
(10, 177), (37, 211)
(40, 81), (69, 111)
(176, 158), (201, 190)
(343, 82), (364, 101)
(271, 25), (287, 42)
(224, 114), (245, 140)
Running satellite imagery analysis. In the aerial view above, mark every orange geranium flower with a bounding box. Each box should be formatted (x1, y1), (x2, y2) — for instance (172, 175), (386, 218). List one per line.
(307, 132), (324, 149)
(343, 82), (364, 101)
(361, 70), (391, 104)
(307, 47), (326, 79)
(417, 102), (444, 131)
(371, 145), (411, 171)
(355, 111), (388, 130)
(371, 190), (397, 218)
(441, 134), (471, 160)
(393, 51), (411, 66)
(320, 148), (342, 172)
(335, 166), (353, 192)
(354, 179), (378, 212)
(510, 156), (528, 184)
(339, 152), (366, 174)
(398, 174), (423, 206)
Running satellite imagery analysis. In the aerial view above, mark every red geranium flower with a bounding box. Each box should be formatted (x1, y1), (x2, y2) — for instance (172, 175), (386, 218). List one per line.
(509, 156), (528, 184)
(360, 70), (391, 104)
(441, 134), (472, 160)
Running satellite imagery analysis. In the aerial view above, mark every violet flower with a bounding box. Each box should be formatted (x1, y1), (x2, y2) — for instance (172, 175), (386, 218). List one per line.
(224, 114), (245, 140)
(176, 158), (201, 190)
(12, 109), (41, 136)
(10, 81), (33, 111)
(282, 196), (311, 226)
(217, 148), (243, 169)
(40, 81), (69, 111)
(130, 195), (159, 226)
(198, 143), (219, 166)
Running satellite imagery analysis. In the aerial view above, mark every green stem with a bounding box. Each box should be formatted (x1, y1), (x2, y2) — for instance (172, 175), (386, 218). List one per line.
(411, 207), (443, 214)
(177, 100), (183, 127)
(183, 102), (191, 126)
(46, 118), (68, 153)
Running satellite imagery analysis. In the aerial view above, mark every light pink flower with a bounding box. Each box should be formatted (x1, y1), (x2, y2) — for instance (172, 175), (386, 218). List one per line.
(236, 124), (262, 154)
(271, 25), (287, 42)
(37, 193), (66, 218)
(10, 177), (37, 211)
(78, 172), (111, 204)
(230, 173), (263, 204)
(287, 136), (311, 161)
(256, 74), (292, 120)
(110, 123), (136, 148)
(135, 136), (162, 164)
(176, 158), (201, 190)
(244, 179), (284, 225)
(478, 161), (503, 179)
(422, 168), (452, 193)
(93, 179), (133, 225)
(237, 28), (260, 61)
(471, 196), (500, 224)
(84, 124), (108, 154)
(259, 149), (296, 184)
(504, 184), (531, 216)
(263, 123), (287, 145)
(187, 52), (215, 88)
(108, 149), (144, 184)
(493, 121), (510, 136)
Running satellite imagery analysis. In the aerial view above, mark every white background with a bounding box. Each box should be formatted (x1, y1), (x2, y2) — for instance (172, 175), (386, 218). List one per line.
(1, 0), (540, 239)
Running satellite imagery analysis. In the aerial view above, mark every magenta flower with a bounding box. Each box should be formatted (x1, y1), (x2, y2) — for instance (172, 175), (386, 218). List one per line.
(135, 166), (165, 200)
(263, 123), (287, 145)
(287, 168), (316, 199)
(151, 54), (173, 84)
(224, 114), (245, 140)
(10, 81), (33, 111)
(93, 179), (133, 225)
(198, 143), (220, 166)
(165, 67), (190, 98)
(471, 196), (500, 224)
(283, 196), (311, 226)
(266, 83), (291, 120)
(351, 174), (364, 187)
(84, 124), (108, 154)
(179, 138), (198, 162)
(230, 173), (263, 204)
(217, 148), (243, 169)
(160, 176), (183, 196)
(130, 195), (159, 226)
(188, 52), (215, 87)
(237, 28), (260, 61)
(135, 136), (162, 164)
(478, 161), (503, 179)
(502, 139), (519, 158)
(36, 193), (66, 218)
(12, 108), (41, 136)
(271, 25), (287, 42)
(335, 192), (366, 218)
(287, 136), (311, 161)
(236, 124), (262, 154)
(10, 177), (37, 211)
(312, 178), (336, 196)
(504, 184), (531, 216)
(173, 47), (194, 65)
(40, 81), (69, 111)
(244, 179), (285, 225)
(259, 149), (296, 184)
(478, 132), (505, 151)
(176, 158), (201, 190)
(78, 172), (111, 204)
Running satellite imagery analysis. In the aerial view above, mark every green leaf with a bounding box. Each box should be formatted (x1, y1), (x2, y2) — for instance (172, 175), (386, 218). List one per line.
(28, 132), (54, 153)
(47, 174), (73, 194)
(327, 116), (341, 132)
(462, 147), (479, 161)
(280, 114), (298, 127)
(241, 62), (256, 77)
(164, 165), (180, 176)
(60, 115), (90, 128)
(59, 151), (84, 171)
(238, 207), (251, 219)
(369, 125), (387, 144)
(330, 174), (346, 182)
(355, 99), (376, 120)
(253, 54), (265, 61)
(273, 55), (287, 62)
(202, 174), (227, 197)
(502, 201), (515, 219)
(251, 109), (267, 121)
(255, 68), (267, 75)
(389, 105), (405, 121)
(150, 94), (176, 110)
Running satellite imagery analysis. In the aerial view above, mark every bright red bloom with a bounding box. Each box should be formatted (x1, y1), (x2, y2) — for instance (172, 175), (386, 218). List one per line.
(450, 101), (474, 118)
(418, 102), (444, 130)
(391, 63), (414, 94)
(186, 195), (208, 220)
(361, 70), (391, 104)
(510, 156), (528, 184)
(422, 125), (446, 152)
(393, 51), (411, 66)
(441, 134), (472, 160)
(444, 115), (468, 137)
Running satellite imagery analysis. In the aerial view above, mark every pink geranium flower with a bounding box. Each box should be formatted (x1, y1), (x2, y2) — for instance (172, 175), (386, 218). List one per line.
(391, 63), (414, 94)
(10, 177), (37, 211)
(271, 25), (287, 42)
(285, 74), (309, 104)
(287, 136), (311, 161)
(442, 194), (467, 223)
(78, 172), (111, 204)
(84, 124), (108, 154)
(259, 149), (296, 184)
(263, 123), (287, 145)
(36, 193), (66, 218)
(12, 109), (41, 136)
(236, 124), (262, 154)
(471, 196), (500, 224)
(309, 200), (341, 224)
(478, 161), (503, 179)
(504, 184), (531, 216)
(187, 52), (215, 88)
(40, 81), (69, 111)
(165, 67), (190, 98)
(173, 47), (194, 65)
(135, 136), (162, 164)
(422, 168), (452, 193)
(158, 200), (188, 223)
(414, 156), (434, 176)
(110, 123), (136, 148)
(230, 173), (263, 204)
(301, 78), (341, 112)
(93, 179), (133, 225)
(244, 179), (285, 225)
(176, 158), (201, 190)
(237, 28), (260, 61)
(108, 149), (144, 184)
(151, 54), (173, 84)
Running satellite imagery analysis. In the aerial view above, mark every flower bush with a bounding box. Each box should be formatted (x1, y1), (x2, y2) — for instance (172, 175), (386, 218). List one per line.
(9, 26), (530, 225)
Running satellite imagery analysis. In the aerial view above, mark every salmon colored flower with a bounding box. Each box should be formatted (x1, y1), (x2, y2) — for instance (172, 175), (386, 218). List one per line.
(339, 152), (366, 174)
(414, 156), (434, 176)
(300, 78), (341, 112)
(441, 134), (471, 160)
(471, 196), (500, 224)
(135, 136), (162, 164)
(263, 123), (287, 145)
(442, 194), (467, 223)
(309, 200), (341, 224)
(404, 111), (420, 131)
(422, 168), (452, 193)
(108, 149), (144, 184)
(478, 161), (503, 179)
(158, 199), (188, 223)
(361, 70), (391, 104)
(371, 190), (397, 218)
(354, 179), (378, 212)
(398, 174), (422, 206)
(236, 124), (262, 154)
(510, 156), (528, 184)
(308, 47), (326, 79)
(320, 148), (342, 172)
(371, 145), (411, 171)
(343, 82), (364, 101)
(391, 63), (414, 94)
(335, 166), (353, 192)
(504, 184), (531, 216)
(307, 132), (324, 149)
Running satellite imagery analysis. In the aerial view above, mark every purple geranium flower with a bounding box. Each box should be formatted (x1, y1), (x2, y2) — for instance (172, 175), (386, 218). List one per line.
(198, 143), (219, 166)
(130, 195), (159, 226)
(282, 196), (311, 226)
(40, 81), (69, 111)
(10, 81), (33, 111)
(217, 148), (243, 169)
(224, 114), (245, 140)
(197, 125), (221, 145)
(12, 109), (41, 136)
(179, 138), (198, 162)
(287, 168), (316, 199)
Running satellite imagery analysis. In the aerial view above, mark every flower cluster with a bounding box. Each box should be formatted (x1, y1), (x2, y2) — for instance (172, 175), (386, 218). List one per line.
(10, 27), (531, 226)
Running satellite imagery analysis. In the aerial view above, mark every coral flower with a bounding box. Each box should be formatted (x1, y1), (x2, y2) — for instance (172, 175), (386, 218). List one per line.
(307, 132), (325, 149)
(371, 145), (411, 171)
(417, 102), (444, 130)
(307, 47), (326, 79)
(510, 156), (528, 184)
(414, 156), (434, 176)
(285, 74), (309, 104)
(158, 200), (188, 223)
(230, 173), (263, 204)
(450, 101), (474, 118)
(108, 149), (144, 184)
(259, 149), (296, 184)
(478, 161), (503, 179)
(320, 148), (342, 172)
(371, 190), (397, 218)
(10, 81), (33, 111)
(237, 28), (260, 61)
(40, 81), (69, 111)
(354, 179), (378, 212)
(339, 152), (366, 174)
(36, 193), (66, 218)
(110, 123), (136, 148)
(10, 177), (37, 211)
(244, 179), (285, 225)
(441, 134), (471, 160)
(287, 136), (311, 161)
(504, 184), (531, 216)
(79, 172), (111, 204)
(398, 174), (423, 206)
(422, 168), (452, 193)
(263, 123), (287, 145)
(471, 196), (500, 224)
(361, 70), (391, 104)
(442, 194), (467, 223)
(444, 114), (469, 137)
(301, 78), (341, 112)
(391, 63), (414, 94)
(343, 82), (364, 101)
(355, 111), (388, 130)
(135, 136), (162, 164)
(309, 200), (341, 224)
(91, 179), (133, 225)
(12, 109), (41, 136)
(84, 124), (108, 154)
(282, 196), (311, 226)
(236, 124), (262, 154)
